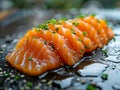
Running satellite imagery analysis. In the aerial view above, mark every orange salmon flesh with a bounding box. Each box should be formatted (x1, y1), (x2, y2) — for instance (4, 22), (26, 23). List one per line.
(6, 15), (114, 76)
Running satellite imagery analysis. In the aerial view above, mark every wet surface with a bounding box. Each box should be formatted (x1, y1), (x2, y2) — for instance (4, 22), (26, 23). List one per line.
(0, 10), (120, 90)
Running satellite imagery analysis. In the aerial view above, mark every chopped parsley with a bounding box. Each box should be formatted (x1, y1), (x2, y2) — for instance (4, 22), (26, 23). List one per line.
(28, 56), (32, 61)
(112, 37), (116, 42)
(78, 38), (82, 42)
(60, 17), (67, 21)
(51, 44), (55, 50)
(52, 31), (56, 34)
(98, 30), (100, 33)
(26, 81), (33, 87)
(102, 49), (108, 57)
(85, 46), (90, 49)
(91, 14), (96, 17)
(101, 73), (108, 80)
(97, 19), (100, 23)
(55, 27), (59, 32)
(36, 28), (40, 32)
(71, 29), (76, 34)
(76, 14), (85, 18)
(72, 22), (79, 26)
(44, 41), (47, 45)
(38, 23), (49, 30)
(3, 73), (10, 77)
(87, 84), (96, 90)
(83, 31), (87, 36)
(47, 18), (57, 25)
(14, 76), (20, 80)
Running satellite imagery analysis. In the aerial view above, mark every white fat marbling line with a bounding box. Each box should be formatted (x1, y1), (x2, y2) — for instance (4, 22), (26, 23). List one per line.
(21, 39), (34, 68)
(28, 61), (32, 70)
(9, 50), (17, 60)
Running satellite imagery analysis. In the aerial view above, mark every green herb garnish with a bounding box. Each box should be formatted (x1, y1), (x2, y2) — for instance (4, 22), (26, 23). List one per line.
(52, 31), (56, 34)
(83, 31), (87, 36)
(91, 14), (96, 17)
(36, 28), (41, 32)
(71, 29), (76, 34)
(78, 38), (82, 42)
(87, 84), (96, 90)
(26, 81), (33, 87)
(72, 22), (79, 26)
(3, 73), (10, 77)
(102, 49), (108, 57)
(101, 73), (108, 80)
(98, 30), (100, 33)
(112, 37), (116, 42)
(38, 23), (49, 30)
(28, 56), (32, 61)
(60, 17), (67, 21)
(47, 18), (57, 25)
(51, 45), (55, 50)
(76, 14), (85, 18)
(55, 27), (59, 32)
(44, 41), (47, 45)
(97, 19), (100, 23)
(14, 76), (20, 80)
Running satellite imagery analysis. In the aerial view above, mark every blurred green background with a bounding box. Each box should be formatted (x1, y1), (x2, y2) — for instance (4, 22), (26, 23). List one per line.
(1, 0), (120, 11)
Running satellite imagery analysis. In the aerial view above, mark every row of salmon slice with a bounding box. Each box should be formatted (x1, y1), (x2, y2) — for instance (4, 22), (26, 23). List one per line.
(6, 15), (114, 76)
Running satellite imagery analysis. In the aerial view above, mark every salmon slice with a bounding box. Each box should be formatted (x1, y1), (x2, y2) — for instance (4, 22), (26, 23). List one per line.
(99, 19), (114, 40)
(25, 29), (84, 66)
(82, 16), (108, 45)
(59, 20), (96, 52)
(6, 16), (114, 76)
(48, 23), (85, 52)
(70, 19), (103, 48)
(6, 37), (62, 76)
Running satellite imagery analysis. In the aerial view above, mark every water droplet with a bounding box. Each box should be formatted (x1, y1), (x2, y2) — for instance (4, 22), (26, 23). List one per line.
(78, 63), (108, 77)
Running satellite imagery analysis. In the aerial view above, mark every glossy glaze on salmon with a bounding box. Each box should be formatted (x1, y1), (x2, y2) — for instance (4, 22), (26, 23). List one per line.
(6, 15), (114, 76)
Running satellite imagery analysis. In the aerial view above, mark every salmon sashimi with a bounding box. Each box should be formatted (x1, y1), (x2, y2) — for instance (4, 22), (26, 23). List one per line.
(6, 15), (114, 76)
(82, 16), (108, 45)
(6, 37), (62, 76)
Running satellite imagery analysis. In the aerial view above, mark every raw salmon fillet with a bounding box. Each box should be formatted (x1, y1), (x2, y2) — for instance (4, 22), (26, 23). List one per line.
(6, 15), (114, 76)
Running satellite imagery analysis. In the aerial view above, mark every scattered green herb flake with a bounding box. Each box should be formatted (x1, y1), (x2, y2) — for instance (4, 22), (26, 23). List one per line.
(26, 81), (33, 87)
(72, 22), (79, 26)
(97, 19), (100, 23)
(85, 46), (90, 49)
(36, 28), (40, 32)
(28, 56), (32, 61)
(3, 73), (10, 77)
(44, 41), (47, 45)
(98, 30), (100, 33)
(76, 14), (85, 18)
(78, 38), (82, 42)
(60, 17), (67, 21)
(52, 31), (56, 34)
(55, 27), (59, 32)
(38, 23), (49, 30)
(71, 29), (76, 34)
(101, 73), (108, 80)
(113, 37), (116, 42)
(104, 20), (109, 26)
(102, 49), (108, 57)
(14, 76), (20, 80)
(91, 14), (96, 17)
(47, 18), (57, 24)
(83, 31), (87, 36)
(51, 45), (55, 50)
(87, 84), (96, 90)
